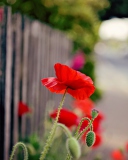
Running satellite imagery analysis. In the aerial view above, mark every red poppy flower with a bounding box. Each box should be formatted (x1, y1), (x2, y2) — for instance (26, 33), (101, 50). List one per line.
(18, 101), (32, 116)
(93, 120), (102, 132)
(41, 63), (95, 100)
(92, 133), (102, 148)
(50, 108), (79, 128)
(72, 99), (94, 115)
(93, 112), (104, 132)
(111, 150), (125, 160)
(95, 112), (104, 122)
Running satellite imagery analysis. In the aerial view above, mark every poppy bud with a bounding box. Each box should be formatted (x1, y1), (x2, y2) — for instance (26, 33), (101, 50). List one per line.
(86, 131), (96, 147)
(91, 109), (99, 119)
(66, 137), (81, 159)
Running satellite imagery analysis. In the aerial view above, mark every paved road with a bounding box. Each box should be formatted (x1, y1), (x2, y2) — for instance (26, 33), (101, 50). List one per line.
(95, 52), (128, 147)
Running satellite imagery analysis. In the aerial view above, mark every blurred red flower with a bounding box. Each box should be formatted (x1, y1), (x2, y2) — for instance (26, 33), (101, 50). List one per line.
(111, 150), (125, 160)
(79, 112), (104, 148)
(80, 116), (101, 133)
(81, 125), (102, 148)
(93, 112), (104, 132)
(72, 99), (94, 115)
(125, 142), (128, 152)
(0, 8), (3, 23)
(95, 112), (104, 122)
(50, 108), (79, 128)
(92, 133), (102, 148)
(41, 63), (95, 100)
(70, 51), (85, 70)
(18, 101), (32, 116)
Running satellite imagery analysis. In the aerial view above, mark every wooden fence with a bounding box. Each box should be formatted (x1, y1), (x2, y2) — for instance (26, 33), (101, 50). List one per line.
(0, 7), (72, 160)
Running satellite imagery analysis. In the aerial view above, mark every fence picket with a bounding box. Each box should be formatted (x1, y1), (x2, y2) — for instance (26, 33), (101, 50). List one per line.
(12, 13), (22, 145)
(21, 18), (30, 137)
(4, 8), (13, 160)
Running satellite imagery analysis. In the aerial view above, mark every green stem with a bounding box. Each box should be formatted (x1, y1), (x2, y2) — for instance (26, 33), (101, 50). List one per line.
(65, 153), (72, 160)
(65, 117), (93, 160)
(77, 119), (94, 140)
(74, 117), (91, 138)
(39, 88), (67, 160)
(57, 123), (72, 138)
(10, 142), (28, 160)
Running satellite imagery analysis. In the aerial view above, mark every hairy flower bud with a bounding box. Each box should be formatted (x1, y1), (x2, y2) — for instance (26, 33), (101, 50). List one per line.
(86, 131), (96, 147)
(91, 109), (99, 119)
(66, 137), (81, 159)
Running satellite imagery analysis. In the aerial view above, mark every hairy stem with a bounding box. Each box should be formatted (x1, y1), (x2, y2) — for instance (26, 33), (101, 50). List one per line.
(74, 117), (91, 138)
(77, 119), (94, 140)
(57, 123), (72, 138)
(10, 142), (28, 160)
(39, 88), (67, 160)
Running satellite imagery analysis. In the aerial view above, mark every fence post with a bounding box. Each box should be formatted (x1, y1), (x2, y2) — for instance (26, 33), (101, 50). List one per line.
(4, 7), (13, 160)
(0, 7), (7, 160)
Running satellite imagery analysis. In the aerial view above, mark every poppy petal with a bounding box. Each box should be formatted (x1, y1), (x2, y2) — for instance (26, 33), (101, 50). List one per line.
(42, 63), (95, 100)
(111, 150), (125, 160)
(18, 102), (32, 116)
(77, 71), (93, 84)
(50, 108), (79, 127)
(41, 77), (66, 93)
(54, 63), (78, 82)
(73, 99), (94, 115)
(67, 85), (95, 100)
(92, 133), (102, 148)
(55, 63), (94, 89)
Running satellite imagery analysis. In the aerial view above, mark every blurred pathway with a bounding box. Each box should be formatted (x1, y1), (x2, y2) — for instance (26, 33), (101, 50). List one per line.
(95, 52), (128, 148)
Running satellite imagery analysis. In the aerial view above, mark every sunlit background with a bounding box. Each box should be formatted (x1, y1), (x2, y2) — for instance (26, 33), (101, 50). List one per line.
(93, 17), (128, 158)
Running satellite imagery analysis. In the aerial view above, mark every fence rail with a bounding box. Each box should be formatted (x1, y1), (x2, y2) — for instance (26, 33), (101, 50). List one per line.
(0, 7), (72, 160)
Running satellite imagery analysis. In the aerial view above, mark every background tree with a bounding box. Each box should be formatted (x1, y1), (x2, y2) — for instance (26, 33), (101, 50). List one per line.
(1, 0), (110, 101)
(99, 0), (128, 20)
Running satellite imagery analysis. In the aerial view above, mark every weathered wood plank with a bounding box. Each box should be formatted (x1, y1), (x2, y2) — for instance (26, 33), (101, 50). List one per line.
(21, 17), (30, 138)
(0, 7), (7, 160)
(28, 21), (39, 134)
(38, 24), (48, 136)
(12, 13), (22, 145)
(4, 7), (13, 160)
(34, 22), (42, 134)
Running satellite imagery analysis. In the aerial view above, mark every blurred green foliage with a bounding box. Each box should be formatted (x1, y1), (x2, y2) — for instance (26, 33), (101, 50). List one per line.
(18, 133), (68, 160)
(1, 0), (109, 101)
(80, 59), (102, 102)
(18, 134), (41, 160)
(99, 0), (128, 20)
(4, 0), (109, 53)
